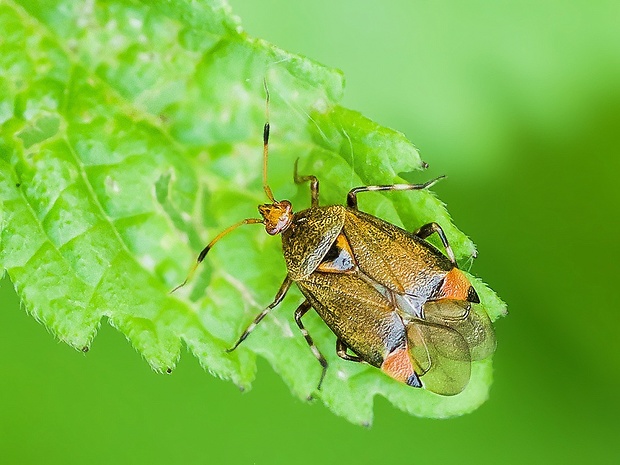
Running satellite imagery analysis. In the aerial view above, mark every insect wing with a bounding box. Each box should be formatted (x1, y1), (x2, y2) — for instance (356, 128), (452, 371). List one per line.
(297, 271), (407, 368)
(423, 300), (496, 361)
(343, 209), (451, 299)
(282, 206), (345, 280)
(407, 319), (471, 396)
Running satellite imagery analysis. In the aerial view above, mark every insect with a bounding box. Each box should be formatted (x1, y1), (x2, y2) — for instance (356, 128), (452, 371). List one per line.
(173, 85), (495, 396)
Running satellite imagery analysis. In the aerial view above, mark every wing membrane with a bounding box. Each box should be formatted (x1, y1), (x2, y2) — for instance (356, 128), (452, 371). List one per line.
(407, 319), (471, 396)
(423, 300), (496, 360)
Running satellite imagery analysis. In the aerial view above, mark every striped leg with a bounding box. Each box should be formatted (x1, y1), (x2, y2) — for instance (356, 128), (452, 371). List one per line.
(226, 276), (292, 352)
(336, 338), (363, 363)
(414, 222), (457, 265)
(346, 175), (445, 210)
(293, 158), (320, 207)
(295, 300), (328, 390)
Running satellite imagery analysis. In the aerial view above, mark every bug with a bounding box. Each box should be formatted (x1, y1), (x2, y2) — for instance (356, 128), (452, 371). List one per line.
(173, 85), (495, 396)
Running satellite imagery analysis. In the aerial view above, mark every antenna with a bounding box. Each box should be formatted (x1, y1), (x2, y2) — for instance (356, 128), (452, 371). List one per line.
(262, 79), (276, 202)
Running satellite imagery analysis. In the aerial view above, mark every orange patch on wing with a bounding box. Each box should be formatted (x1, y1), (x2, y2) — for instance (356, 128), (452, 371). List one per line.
(317, 233), (356, 273)
(335, 233), (353, 254)
(381, 347), (415, 384)
(439, 268), (473, 301)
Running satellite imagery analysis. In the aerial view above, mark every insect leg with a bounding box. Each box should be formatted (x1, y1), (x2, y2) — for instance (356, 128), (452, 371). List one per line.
(346, 175), (445, 209)
(336, 339), (363, 363)
(295, 300), (328, 390)
(414, 222), (457, 265)
(293, 158), (320, 207)
(226, 276), (293, 352)
(171, 218), (263, 293)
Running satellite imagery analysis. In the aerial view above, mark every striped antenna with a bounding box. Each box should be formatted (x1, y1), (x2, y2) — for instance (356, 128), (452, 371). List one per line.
(262, 79), (276, 202)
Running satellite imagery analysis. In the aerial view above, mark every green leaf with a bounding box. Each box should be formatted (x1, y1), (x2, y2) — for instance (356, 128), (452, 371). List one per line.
(0, 0), (506, 425)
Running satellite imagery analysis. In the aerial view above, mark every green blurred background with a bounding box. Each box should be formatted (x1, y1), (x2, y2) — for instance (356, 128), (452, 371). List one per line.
(1, 0), (619, 463)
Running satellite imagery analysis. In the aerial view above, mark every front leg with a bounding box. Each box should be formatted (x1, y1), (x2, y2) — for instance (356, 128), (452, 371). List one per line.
(227, 275), (292, 352)
(294, 158), (320, 207)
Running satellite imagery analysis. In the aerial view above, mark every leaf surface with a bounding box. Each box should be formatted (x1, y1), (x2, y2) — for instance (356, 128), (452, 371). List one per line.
(0, 0), (506, 424)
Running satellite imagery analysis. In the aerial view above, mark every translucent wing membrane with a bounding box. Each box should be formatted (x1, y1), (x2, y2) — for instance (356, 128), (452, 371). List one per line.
(423, 300), (496, 361)
(407, 320), (471, 396)
(401, 299), (495, 395)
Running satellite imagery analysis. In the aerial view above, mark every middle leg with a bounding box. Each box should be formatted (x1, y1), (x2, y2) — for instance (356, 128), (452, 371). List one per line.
(295, 300), (328, 390)
(414, 222), (457, 265)
(346, 175), (445, 210)
(336, 338), (363, 363)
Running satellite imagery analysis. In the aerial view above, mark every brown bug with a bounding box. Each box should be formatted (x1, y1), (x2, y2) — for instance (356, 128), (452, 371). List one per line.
(173, 85), (495, 396)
